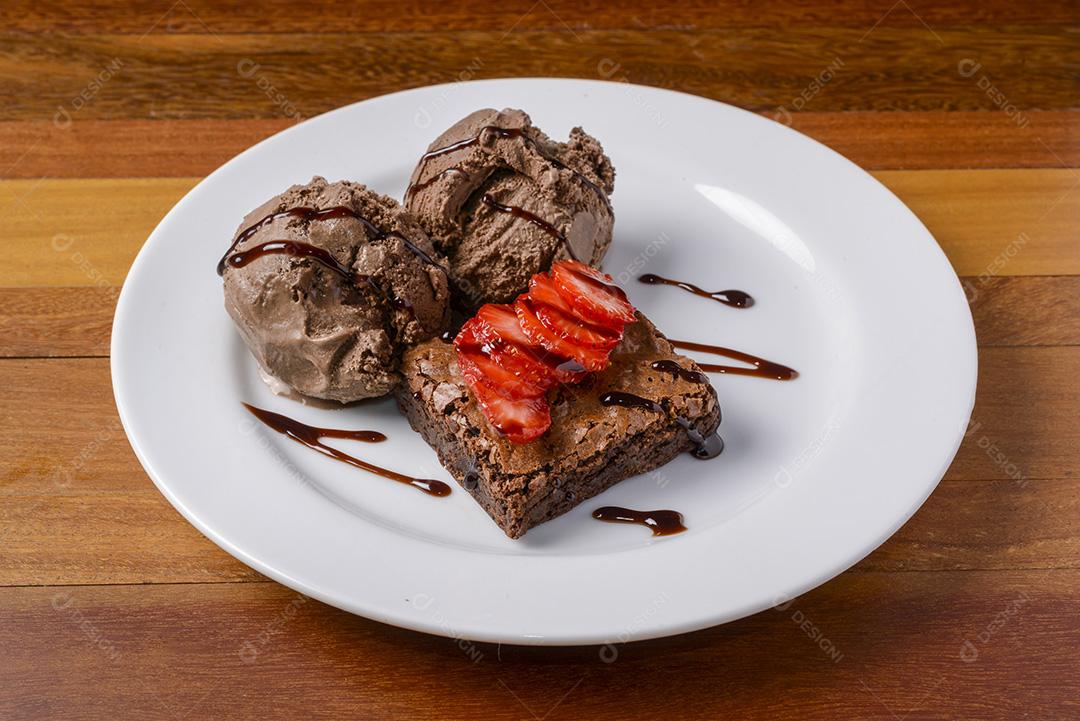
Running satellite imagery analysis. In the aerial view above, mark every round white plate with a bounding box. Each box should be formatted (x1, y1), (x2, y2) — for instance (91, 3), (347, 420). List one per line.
(112, 79), (976, 645)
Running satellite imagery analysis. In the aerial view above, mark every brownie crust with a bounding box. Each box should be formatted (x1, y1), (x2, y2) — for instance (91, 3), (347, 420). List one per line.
(395, 313), (721, 538)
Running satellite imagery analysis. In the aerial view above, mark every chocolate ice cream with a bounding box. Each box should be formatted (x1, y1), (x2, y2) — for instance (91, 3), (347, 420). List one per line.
(404, 108), (615, 307)
(221, 176), (451, 402)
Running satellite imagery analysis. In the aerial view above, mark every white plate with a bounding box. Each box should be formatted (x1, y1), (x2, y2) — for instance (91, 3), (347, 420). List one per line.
(112, 79), (976, 645)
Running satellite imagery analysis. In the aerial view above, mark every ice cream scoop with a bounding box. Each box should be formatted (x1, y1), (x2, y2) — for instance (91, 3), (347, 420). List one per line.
(221, 176), (451, 402)
(404, 108), (615, 308)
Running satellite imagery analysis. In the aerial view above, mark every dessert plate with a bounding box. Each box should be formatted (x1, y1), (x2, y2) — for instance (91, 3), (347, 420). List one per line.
(112, 79), (976, 645)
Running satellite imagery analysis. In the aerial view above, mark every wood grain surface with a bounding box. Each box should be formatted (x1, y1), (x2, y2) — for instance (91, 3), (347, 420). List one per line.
(1, 1), (1077, 719)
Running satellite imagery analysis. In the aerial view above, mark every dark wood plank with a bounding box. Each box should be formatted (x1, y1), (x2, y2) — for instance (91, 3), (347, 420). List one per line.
(2, 27), (1077, 123)
(2, 112), (1077, 181)
(1, 0), (1075, 34)
(0, 572), (1075, 720)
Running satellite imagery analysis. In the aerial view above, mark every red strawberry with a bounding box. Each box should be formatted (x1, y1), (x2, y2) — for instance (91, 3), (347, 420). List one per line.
(534, 302), (621, 350)
(456, 345), (546, 399)
(514, 298), (609, 372)
(486, 342), (559, 391)
(551, 261), (636, 328)
(469, 379), (551, 443)
(453, 261), (638, 444)
(528, 273), (575, 315)
(472, 304), (534, 349)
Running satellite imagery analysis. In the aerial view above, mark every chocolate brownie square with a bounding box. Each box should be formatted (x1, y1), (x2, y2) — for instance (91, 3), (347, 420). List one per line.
(395, 313), (721, 538)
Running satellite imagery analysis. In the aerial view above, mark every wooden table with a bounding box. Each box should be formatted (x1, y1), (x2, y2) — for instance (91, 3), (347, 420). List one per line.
(2, 2), (1078, 718)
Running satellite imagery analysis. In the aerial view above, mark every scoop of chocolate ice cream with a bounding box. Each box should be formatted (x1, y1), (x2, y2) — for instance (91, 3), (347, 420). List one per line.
(404, 108), (615, 308)
(221, 176), (451, 402)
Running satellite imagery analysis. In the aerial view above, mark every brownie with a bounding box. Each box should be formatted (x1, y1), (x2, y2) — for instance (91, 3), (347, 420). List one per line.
(395, 313), (722, 538)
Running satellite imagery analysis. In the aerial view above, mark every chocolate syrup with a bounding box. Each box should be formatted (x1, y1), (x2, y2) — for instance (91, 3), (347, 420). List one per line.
(674, 416), (724, 459)
(242, 403), (451, 497)
(226, 241), (357, 282)
(404, 167), (471, 201)
(599, 392), (723, 459)
(650, 359), (707, 384)
(217, 205), (441, 276)
(480, 194), (580, 262)
(439, 329), (457, 343)
(592, 506), (687, 536)
(638, 274), (754, 308)
(668, 339), (798, 381)
(599, 391), (662, 413)
(417, 125), (611, 210)
(224, 241), (412, 315)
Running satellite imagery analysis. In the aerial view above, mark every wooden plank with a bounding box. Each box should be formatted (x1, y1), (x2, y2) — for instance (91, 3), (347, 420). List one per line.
(785, 110), (1080, 171)
(0, 287), (116, 357)
(0, 119), (291, 180)
(2, 477), (1075, 587)
(2, 0), (1075, 34)
(3, 170), (1076, 287)
(5, 337), (1080, 486)
(0, 178), (192, 287)
(1, 349), (1078, 585)
(853, 479), (1079, 572)
(2, 27), (1077, 123)
(4, 275), (1079, 360)
(0, 572), (1075, 719)
(874, 169), (1080, 277)
(968, 276), (1080, 347)
(2, 112), (1077, 181)
(0, 350), (1077, 492)
(0, 492), (261, 586)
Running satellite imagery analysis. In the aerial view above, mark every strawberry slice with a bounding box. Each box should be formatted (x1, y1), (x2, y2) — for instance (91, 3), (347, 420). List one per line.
(471, 304), (535, 349)
(534, 302), (621, 350)
(514, 298), (609, 372)
(528, 273), (575, 315)
(469, 379), (551, 443)
(551, 260), (636, 328)
(465, 304), (558, 388)
(486, 341), (559, 391)
(456, 345), (546, 399)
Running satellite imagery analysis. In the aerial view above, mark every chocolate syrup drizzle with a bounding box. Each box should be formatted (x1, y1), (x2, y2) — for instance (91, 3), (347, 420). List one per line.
(224, 240), (413, 316)
(415, 125), (611, 210)
(592, 506), (687, 536)
(650, 359), (708, 385)
(480, 194), (581, 262)
(404, 167), (471, 201)
(668, 339), (798, 381)
(598, 391), (724, 459)
(638, 273), (754, 309)
(242, 403), (451, 497)
(217, 205), (441, 276)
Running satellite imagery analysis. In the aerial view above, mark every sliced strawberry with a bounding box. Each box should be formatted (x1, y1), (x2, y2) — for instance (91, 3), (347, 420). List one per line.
(456, 345), (546, 399)
(472, 304), (534, 349)
(469, 379), (551, 443)
(534, 302), (620, 350)
(514, 298), (609, 372)
(486, 341), (559, 391)
(551, 260), (636, 328)
(528, 273), (575, 315)
(452, 317), (484, 351)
